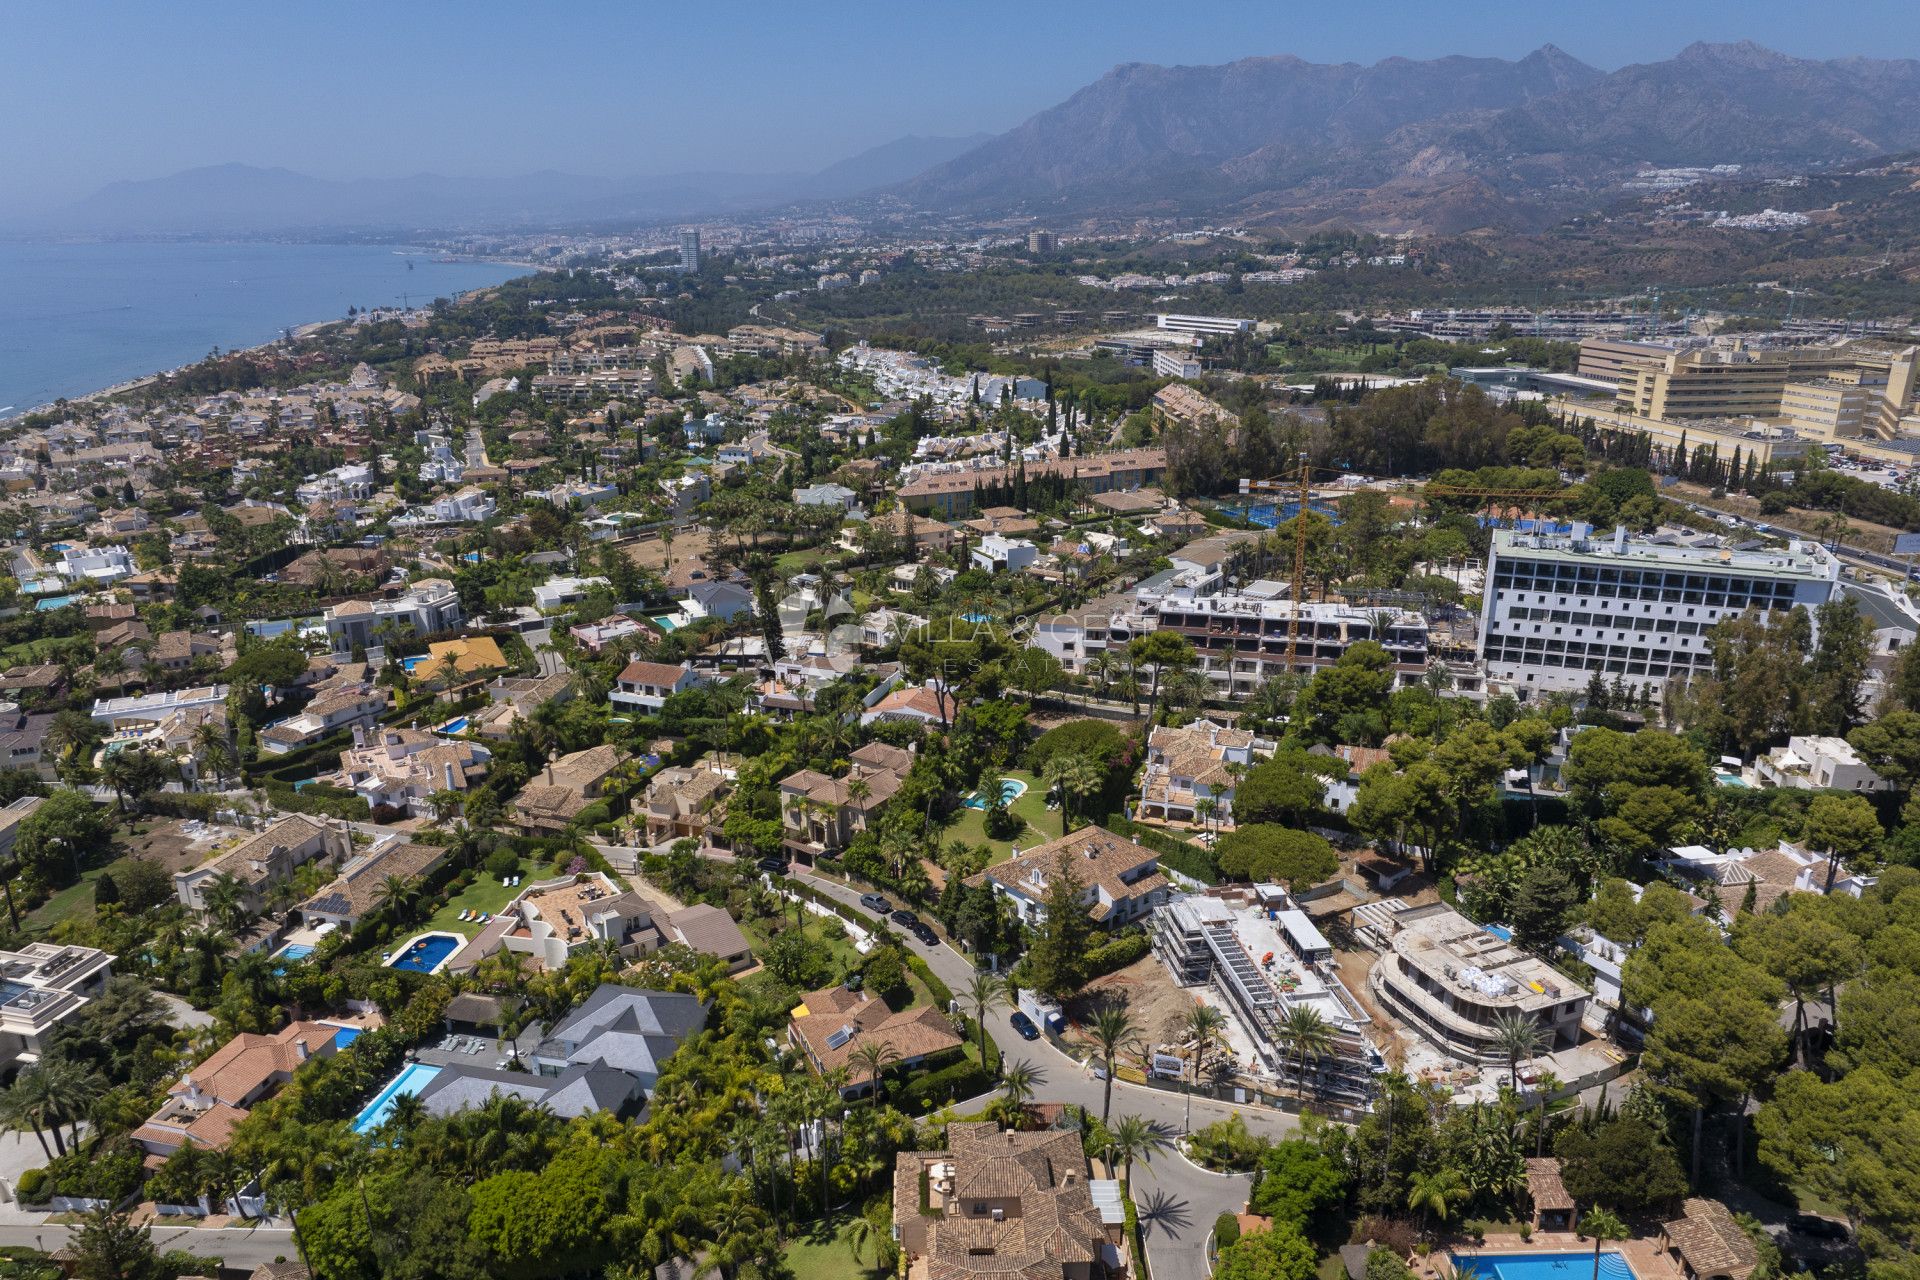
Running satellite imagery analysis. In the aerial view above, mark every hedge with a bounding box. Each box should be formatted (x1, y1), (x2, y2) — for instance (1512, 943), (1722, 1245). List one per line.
(1105, 815), (1218, 884)
(263, 781), (371, 821)
(1214, 1211), (1242, 1248)
(1085, 931), (1151, 977)
(896, 1057), (993, 1114)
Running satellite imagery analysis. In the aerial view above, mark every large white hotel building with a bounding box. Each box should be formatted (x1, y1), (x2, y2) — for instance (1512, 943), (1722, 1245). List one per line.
(1478, 525), (1840, 698)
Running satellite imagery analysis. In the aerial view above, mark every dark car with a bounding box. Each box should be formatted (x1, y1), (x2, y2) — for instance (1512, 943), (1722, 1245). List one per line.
(756, 857), (789, 876)
(1788, 1216), (1850, 1241)
(911, 922), (939, 946)
(1009, 1011), (1041, 1040)
(890, 909), (920, 929)
(859, 893), (893, 915)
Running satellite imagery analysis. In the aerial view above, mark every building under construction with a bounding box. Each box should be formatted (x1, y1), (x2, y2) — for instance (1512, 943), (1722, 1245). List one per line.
(1152, 884), (1379, 1103)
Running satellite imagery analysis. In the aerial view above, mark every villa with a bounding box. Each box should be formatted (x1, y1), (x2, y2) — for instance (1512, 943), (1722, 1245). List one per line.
(511, 744), (622, 834)
(892, 1122), (1125, 1280)
(788, 983), (963, 1096)
(499, 872), (661, 970)
(259, 686), (387, 754)
(133, 1020), (348, 1163)
(0, 943), (116, 1075)
(969, 826), (1170, 928)
(859, 680), (958, 728)
(296, 840), (449, 931)
(610, 660), (704, 712)
(174, 814), (352, 919)
(1133, 717), (1270, 831)
(642, 754), (735, 845)
(778, 741), (913, 862)
(1660, 839), (1878, 911)
(337, 726), (491, 816)
(469, 670), (574, 740)
(321, 579), (462, 651)
(529, 984), (709, 1087)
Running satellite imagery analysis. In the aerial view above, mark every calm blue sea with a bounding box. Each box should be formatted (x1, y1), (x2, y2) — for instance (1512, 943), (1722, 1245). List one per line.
(0, 240), (528, 415)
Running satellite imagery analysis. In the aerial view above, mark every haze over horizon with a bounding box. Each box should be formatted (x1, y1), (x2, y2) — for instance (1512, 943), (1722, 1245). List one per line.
(5, 0), (1920, 218)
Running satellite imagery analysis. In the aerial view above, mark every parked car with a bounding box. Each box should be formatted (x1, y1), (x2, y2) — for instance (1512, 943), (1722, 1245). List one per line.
(1009, 1011), (1040, 1040)
(859, 893), (893, 915)
(890, 909), (920, 929)
(756, 857), (789, 876)
(911, 922), (938, 946)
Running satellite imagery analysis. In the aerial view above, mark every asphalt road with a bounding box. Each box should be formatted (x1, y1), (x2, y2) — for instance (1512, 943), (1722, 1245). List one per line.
(0, 1221), (298, 1268)
(794, 868), (1289, 1280)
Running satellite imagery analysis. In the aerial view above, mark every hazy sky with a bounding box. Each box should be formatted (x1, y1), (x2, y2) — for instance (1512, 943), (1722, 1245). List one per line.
(4, 0), (1918, 210)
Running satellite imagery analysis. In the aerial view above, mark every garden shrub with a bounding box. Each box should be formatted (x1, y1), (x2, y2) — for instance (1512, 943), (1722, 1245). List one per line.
(1215, 1212), (1242, 1248)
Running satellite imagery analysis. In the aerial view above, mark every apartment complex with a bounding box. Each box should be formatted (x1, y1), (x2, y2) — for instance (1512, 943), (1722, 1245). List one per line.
(1478, 526), (1840, 698)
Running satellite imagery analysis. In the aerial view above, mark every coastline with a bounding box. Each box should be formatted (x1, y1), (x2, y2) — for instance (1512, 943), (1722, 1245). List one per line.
(0, 250), (536, 424)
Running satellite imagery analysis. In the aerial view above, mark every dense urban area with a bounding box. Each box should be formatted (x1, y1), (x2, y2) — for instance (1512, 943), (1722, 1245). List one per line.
(2, 174), (1920, 1280)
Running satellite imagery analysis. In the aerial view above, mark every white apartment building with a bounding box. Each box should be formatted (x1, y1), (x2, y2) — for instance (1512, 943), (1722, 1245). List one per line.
(322, 579), (463, 651)
(1153, 312), (1252, 336)
(1479, 526), (1840, 698)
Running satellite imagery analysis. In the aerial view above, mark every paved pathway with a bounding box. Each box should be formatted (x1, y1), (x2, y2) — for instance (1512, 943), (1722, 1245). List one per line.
(0, 1221), (298, 1268)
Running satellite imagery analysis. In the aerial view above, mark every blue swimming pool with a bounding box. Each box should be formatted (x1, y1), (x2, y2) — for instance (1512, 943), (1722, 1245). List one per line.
(1452, 1253), (1635, 1280)
(351, 1062), (441, 1134)
(650, 615), (680, 632)
(437, 716), (469, 735)
(963, 779), (1028, 810)
(401, 655), (429, 673)
(275, 943), (315, 961)
(331, 1026), (364, 1048)
(388, 933), (461, 974)
(1482, 923), (1514, 942)
(961, 612), (995, 624)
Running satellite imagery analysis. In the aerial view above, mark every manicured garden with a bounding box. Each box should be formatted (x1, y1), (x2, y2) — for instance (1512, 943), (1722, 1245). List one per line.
(942, 768), (1062, 862)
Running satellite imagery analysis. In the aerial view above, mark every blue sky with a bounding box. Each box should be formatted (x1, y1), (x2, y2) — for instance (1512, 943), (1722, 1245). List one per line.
(4, 0), (1918, 209)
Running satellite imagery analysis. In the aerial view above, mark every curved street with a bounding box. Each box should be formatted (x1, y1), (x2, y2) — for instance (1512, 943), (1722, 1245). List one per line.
(793, 867), (1294, 1280)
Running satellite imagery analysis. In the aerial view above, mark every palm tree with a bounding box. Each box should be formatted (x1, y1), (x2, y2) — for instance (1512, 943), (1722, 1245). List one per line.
(1180, 1003), (1228, 1133)
(382, 1091), (427, 1138)
(1043, 753), (1102, 828)
(1106, 1114), (1166, 1186)
(202, 872), (253, 935)
(848, 1040), (899, 1105)
(0, 858), (20, 932)
(1193, 795), (1220, 836)
(0, 1076), (54, 1159)
(1581, 1208), (1630, 1280)
(1491, 1010), (1548, 1093)
(1276, 1005), (1335, 1100)
(1406, 1168), (1468, 1236)
(964, 971), (1006, 1067)
(999, 1059), (1039, 1109)
(845, 1214), (878, 1266)
(38, 1058), (102, 1152)
(376, 874), (420, 920)
(1087, 1001), (1141, 1122)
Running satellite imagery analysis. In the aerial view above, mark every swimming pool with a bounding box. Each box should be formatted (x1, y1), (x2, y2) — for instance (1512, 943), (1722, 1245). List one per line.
(274, 943), (315, 962)
(1715, 772), (1750, 788)
(387, 932), (462, 974)
(1481, 923), (1514, 942)
(1452, 1252), (1635, 1280)
(351, 1062), (441, 1134)
(650, 615), (680, 632)
(961, 612), (995, 624)
(437, 716), (470, 735)
(963, 779), (1028, 810)
(401, 656), (430, 673)
(330, 1026), (364, 1049)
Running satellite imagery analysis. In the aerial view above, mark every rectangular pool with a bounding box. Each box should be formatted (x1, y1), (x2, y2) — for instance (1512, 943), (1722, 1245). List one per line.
(351, 1062), (440, 1134)
(388, 933), (462, 974)
(1453, 1253), (1635, 1280)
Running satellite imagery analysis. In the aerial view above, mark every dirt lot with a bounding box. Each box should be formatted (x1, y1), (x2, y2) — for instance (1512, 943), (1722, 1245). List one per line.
(620, 527), (718, 575)
(1060, 954), (1203, 1066)
(123, 819), (225, 875)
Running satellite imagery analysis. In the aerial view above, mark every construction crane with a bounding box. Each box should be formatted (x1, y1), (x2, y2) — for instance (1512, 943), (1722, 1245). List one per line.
(1241, 453), (1326, 670)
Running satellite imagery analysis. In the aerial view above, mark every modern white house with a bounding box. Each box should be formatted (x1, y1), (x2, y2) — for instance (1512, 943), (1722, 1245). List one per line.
(391, 486), (495, 529)
(532, 575), (611, 612)
(56, 544), (135, 585)
(970, 534), (1039, 574)
(1753, 735), (1892, 793)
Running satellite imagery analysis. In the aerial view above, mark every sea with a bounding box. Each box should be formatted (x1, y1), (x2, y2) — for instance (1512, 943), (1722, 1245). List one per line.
(0, 239), (529, 416)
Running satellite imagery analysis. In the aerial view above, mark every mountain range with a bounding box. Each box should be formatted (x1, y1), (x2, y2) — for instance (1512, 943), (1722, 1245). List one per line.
(33, 133), (991, 235)
(901, 41), (1920, 232)
(30, 42), (1920, 237)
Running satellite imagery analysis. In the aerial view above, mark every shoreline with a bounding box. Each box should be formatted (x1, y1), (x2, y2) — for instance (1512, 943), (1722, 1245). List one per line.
(1, 252), (536, 424)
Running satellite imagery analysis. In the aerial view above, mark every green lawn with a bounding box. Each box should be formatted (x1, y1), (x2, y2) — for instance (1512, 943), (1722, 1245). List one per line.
(25, 868), (108, 932)
(782, 1216), (886, 1280)
(740, 908), (935, 1010)
(421, 866), (527, 938)
(942, 769), (1063, 864)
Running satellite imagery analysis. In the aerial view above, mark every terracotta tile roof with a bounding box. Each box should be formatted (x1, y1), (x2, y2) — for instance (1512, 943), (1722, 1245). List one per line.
(899, 1123), (1110, 1280)
(618, 660), (694, 687)
(174, 1021), (339, 1108)
(972, 825), (1168, 912)
(1525, 1157), (1573, 1212)
(1664, 1198), (1758, 1280)
(790, 987), (961, 1075)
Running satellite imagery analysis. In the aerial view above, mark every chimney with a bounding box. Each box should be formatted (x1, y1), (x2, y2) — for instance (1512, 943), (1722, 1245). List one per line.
(443, 762), (457, 791)
(294, 1038), (309, 1061)
(1063, 1172), (1077, 1187)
